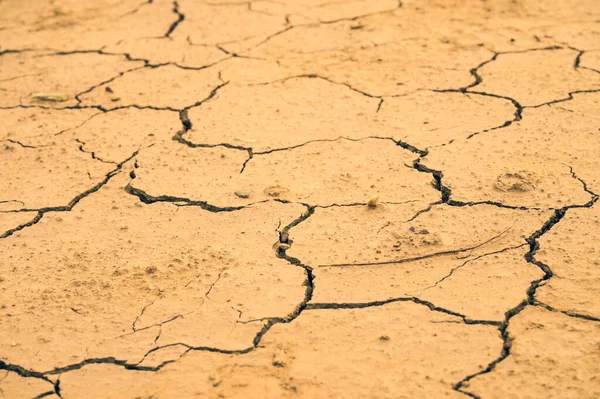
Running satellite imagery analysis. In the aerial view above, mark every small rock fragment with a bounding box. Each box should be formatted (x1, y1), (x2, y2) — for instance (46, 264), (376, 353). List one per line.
(367, 195), (379, 208)
(31, 92), (69, 102)
(145, 266), (157, 275)
(235, 189), (250, 199)
(273, 242), (291, 252)
(208, 374), (221, 387)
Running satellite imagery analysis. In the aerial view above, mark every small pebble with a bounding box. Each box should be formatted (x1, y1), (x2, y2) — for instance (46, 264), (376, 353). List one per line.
(367, 195), (379, 208)
(235, 189), (250, 198)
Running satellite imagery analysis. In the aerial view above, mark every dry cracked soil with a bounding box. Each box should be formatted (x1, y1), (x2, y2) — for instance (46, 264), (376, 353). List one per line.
(1, 0), (600, 398)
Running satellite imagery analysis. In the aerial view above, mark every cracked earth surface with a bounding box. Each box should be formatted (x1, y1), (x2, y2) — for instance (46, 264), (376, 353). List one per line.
(1, 0), (600, 398)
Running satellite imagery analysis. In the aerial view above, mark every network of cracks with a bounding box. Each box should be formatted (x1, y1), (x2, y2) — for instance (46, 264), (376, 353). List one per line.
(1, 0), (600, 398)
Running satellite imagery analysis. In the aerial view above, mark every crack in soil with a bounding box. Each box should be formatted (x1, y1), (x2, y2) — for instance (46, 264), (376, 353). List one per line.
(124, 183), (258, 212)
(75, 138), (117, 164)
(453, 168), (598, 398)
(251, 73), (383, 100)
(535, 302), (600, 323)
(0, 360), (60, 398)
(459, 46), (563, 93)
(306, 297), (501, 327)
(164, 1), (185, 38)
(318, 223), (514, 267)
(416, 243), (528, 293)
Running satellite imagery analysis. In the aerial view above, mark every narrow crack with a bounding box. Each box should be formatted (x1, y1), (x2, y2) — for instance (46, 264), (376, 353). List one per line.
(1, 138), (39, 149)
(205, 270), (225, 298)
(417, 243), (528, 292)
(132, 343), (190, 368)
(447, 199), (545, 211)
(458, 46), (562, 93)
(412, 158), (451, 203)
(254, 135), (400, 156)
(124, 184), (259, 212)
(317, 0), (403, 25)
(0, 48), (37, 56)
(525, 88), (600, 109)
(54, 111), (104, 136)
(251, 73), (381, 100)
(164, 1), (185, 38)
(97, 103), (180, 113)
(312, 198), (419, 210)
(460, 52), (499, 92)
(432, 89), (524, 143)
(0, 103), (106, 113)
(119, 313), (185, 340)
(565, 164), (599, 203)
(306, 297), (500, 326)
(32, 390), (57, 399)
(249, 204), (315, 347)
(0, 212), (43, 240)
(535, 302), (600, 323)
(0, 199), (25, 207)
(242, 25), (294, 52)
(318, 223), (514, 268)
(74, 138), (117, 164)
(564, 44), (600, 76)
(172, 83), (244, 156)
(35, 46), (233, 73)
(33, 48), (152, 67)
(116, 0), (155, 20)
(74, 64), (147, 105)
(402, 201), (440, 223)
(132, 303), (151, 332)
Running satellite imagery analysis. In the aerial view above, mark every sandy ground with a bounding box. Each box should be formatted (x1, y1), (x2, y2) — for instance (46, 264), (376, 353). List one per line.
(1, 0), (600, 398)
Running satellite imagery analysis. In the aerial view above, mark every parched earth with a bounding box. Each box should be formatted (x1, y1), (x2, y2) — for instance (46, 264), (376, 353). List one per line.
(1, 0), (600, 398)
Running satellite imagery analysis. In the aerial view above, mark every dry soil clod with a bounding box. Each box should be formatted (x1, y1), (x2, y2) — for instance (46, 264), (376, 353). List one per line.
(367, 195), (379, 208)
(31, 91), (69, 102)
